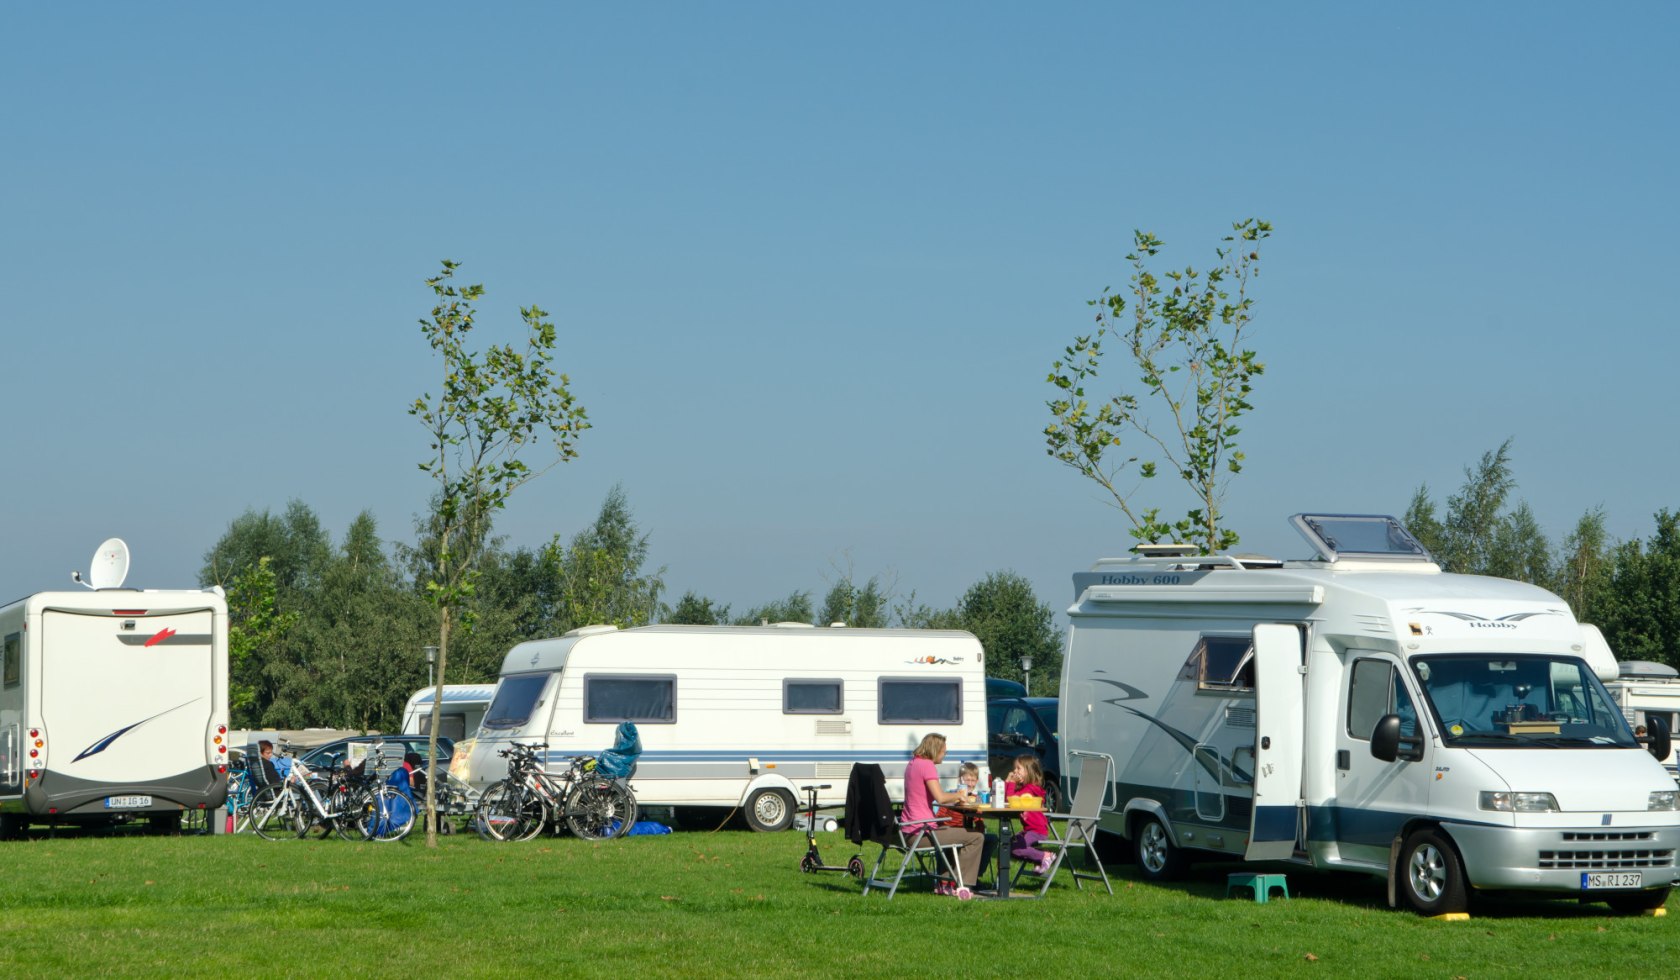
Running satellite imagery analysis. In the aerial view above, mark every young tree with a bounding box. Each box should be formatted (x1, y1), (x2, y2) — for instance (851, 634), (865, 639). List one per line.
(1045, 219), (1271, 553)
(818, 576), (889, 628)
(734, 591), (814, 626)
(544, 486), (666, 633)
(410, 259), (589, 846)
(223, 557), (295, 726)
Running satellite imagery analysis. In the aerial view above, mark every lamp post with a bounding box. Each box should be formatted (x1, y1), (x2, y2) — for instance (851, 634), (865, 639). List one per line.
(1021, 654), (1033, 697)
(425, 645), (438, 687)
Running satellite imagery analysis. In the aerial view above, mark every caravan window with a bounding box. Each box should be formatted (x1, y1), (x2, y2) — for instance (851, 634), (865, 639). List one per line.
(1347, 658), (1417, 741)
(1180, 636), (1254, 691)
(417, 712), (468, 741)
(784, 679), (843, 714)
(3, 632), (18, 689)
(878, 678), (962, 724)
(482, 673), (552, 730)
(585, 675), (677, 723)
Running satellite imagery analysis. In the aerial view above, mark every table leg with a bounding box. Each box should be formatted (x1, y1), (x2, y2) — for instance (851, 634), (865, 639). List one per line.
(995, 816), (1012, 898)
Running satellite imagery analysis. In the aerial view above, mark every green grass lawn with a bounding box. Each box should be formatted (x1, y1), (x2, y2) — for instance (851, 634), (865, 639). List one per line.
(0, 826), (1669, 977)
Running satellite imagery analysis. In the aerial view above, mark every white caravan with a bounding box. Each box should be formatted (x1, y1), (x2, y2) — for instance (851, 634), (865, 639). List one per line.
(401, 684), (495, 741)
(1061, 513), (1680, 914)
(1604, 661), (1680, 781)
(0, 546), (230, 834)
(453, 624), (989, 831)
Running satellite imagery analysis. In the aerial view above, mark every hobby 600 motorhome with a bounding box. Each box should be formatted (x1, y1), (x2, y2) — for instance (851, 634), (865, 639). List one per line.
(1061, 514), (1679, 914)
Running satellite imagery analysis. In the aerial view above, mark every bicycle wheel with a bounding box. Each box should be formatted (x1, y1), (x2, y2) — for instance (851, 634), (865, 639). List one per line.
(565, 780), (637, 841)
(249, 785), (299, 841)
(476, 782), (545, 842)
(333, 786), (373, 841)
(364, 787), (416, 843)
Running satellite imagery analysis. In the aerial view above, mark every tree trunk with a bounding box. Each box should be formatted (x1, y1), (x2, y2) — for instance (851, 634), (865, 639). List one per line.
(424, 605), (451, 848)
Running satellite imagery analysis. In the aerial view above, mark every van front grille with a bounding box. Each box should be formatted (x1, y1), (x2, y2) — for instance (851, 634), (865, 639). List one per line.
(1562, 831), (1654, 843)
(1537, 848), (1674, 870)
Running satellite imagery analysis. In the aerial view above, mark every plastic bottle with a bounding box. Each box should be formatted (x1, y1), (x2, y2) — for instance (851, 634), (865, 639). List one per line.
(993, 777), (1006, 807)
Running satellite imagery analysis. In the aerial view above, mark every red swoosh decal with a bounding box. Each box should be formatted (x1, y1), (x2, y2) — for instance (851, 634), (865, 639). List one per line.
(144, 628), (178, 648)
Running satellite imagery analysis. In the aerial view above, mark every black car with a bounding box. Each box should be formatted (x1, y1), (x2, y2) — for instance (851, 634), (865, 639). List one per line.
(298, 735), (455, 780)
(987, 696), (1061, 808)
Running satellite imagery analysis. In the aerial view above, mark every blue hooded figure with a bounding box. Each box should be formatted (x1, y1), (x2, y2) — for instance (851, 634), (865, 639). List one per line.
(596, 722), (641, 779)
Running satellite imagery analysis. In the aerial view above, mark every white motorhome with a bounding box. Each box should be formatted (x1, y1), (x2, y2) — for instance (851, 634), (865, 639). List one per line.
(0, 584), (231, 834)
(453, 624), (989, 831)
(1061, 513), (1680, 914)
(401, 683), (495, 741)
(1605, 661), (1680, 780)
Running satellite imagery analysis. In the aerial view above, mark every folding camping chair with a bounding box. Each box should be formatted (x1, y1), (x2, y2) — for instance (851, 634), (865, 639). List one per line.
(847, 763), (964, 899)
(1011, 753), (1114, 897)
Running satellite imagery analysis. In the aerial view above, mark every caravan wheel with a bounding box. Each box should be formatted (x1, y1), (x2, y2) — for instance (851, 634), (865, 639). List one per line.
(745, 788), (796, 833)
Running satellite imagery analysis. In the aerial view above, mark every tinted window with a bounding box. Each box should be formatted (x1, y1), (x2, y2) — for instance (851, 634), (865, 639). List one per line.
(1180, 636), (1254, 691)
(483, 673), (552, 730)
(585, 675), (676, 723)
(879, 678), (961, 724)
(417, 712), (468, 741)
(785, 679), (843, 714)
(3, 632), (18, 688)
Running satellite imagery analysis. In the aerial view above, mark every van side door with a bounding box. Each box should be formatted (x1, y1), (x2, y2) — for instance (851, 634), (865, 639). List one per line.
(1333, 652), (1428, 870)
(1247, 624), (1306, 861)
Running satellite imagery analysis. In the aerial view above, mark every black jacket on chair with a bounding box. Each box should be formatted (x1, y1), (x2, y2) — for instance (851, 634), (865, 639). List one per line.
(845, 762), (895, 845)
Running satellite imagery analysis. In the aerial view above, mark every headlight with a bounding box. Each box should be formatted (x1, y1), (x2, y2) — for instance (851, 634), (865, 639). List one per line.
(1480, 791), (1559, 812)
(1650, 791), (1679, 812)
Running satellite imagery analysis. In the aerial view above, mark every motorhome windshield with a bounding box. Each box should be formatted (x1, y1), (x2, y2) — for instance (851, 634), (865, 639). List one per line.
(482, 672), (551, 730)
(1411, 654), (1636, 748)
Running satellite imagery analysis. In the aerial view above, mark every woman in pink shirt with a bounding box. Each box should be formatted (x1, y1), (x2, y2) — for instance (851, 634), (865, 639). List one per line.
(902, 733), (983, 899)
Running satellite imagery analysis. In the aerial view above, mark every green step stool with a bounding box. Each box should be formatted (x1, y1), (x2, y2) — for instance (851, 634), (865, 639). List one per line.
(1226, 872), (1289, 902)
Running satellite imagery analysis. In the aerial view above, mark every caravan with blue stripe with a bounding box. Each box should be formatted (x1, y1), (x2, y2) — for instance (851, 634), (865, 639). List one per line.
(1060, 513), (1680, 915)
(452, 623), (990, 832)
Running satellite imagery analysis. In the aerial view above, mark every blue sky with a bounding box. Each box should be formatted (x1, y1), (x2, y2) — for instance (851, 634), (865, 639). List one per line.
(4, 3), (1676, 621)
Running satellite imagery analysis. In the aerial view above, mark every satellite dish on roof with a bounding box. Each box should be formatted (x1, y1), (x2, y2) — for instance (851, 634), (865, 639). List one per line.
(75, 538), (131, 590)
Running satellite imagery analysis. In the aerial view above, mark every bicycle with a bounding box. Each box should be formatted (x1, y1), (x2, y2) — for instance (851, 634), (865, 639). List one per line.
(331, 742), (416, 843)
(246, 740), (411, 841)
(475, 742), (637, 842)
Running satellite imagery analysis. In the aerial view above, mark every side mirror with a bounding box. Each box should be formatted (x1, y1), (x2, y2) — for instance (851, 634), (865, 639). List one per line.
(1371, 715), (1401, 762)
(1645, 715), (1672, 763)
(1370, 714), (1423, 763)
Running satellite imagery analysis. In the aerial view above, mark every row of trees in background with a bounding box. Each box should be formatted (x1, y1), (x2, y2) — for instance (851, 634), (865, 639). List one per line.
(204, 488), (1064, 731)
(1404, 439), (1680, 666)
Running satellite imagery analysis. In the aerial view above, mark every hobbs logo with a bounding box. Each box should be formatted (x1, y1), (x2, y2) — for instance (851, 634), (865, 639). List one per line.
(1467, 622), (1518, 630)
(1102, 574), (1148, 585)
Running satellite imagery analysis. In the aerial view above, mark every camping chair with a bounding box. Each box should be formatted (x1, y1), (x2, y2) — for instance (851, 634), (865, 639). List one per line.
(847, 764), (964, 899)
(1012, 753), (1114, 897)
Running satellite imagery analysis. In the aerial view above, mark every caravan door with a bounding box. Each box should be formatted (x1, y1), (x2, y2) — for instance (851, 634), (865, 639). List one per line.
(1247, 624), (1305, 861)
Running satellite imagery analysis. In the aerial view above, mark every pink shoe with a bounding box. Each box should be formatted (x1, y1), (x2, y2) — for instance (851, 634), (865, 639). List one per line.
(934, 882), (954, 897)
(1036, 854), (1055, 876)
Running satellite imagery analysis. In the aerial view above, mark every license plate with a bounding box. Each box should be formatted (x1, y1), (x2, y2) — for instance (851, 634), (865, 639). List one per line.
(104, 795), (152, 809)
(1582, 872), (1642, 890)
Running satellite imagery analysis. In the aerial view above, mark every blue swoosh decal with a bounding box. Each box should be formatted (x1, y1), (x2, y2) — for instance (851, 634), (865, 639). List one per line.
(72, 699), (203, 762)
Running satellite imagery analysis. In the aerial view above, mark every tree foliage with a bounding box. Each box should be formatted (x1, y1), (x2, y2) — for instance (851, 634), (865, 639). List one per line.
(951, 571), (1063, 696)
(1046, 219), (1271, 553)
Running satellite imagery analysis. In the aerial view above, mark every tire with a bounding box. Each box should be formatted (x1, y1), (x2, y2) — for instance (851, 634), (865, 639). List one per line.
(566, 781), (637, 840)
(745, 788), (796, 833)
(1134, 814), (1189, 881)
(363, 787), (416, 843)
(145, 811), (183, 835)
(1399, 828), (1469, 915)
(249, 785), (298, 841)
(477, 783), (545, 842)
(1042, 776), (1064, 816)
(1606, 887), (1670, 914)
(800, 853), (817, 874)
(847, 855), (865, 880)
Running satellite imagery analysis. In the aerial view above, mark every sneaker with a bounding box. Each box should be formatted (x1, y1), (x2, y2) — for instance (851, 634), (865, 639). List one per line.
(954, 886), (974, 901)
(933, 882), (954, 897)
(1036, 854), (1056, 876)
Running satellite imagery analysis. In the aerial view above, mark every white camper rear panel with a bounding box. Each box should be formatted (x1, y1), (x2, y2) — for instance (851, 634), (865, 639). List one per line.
(40, 606), (218, 784)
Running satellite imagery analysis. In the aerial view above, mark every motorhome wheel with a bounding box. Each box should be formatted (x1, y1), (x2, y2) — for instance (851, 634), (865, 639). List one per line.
(1135, 814), (1189, 881)
(1399, 828), (1468, 915)
(746, 788), (796, 832)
